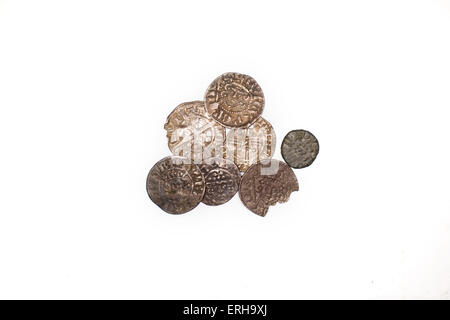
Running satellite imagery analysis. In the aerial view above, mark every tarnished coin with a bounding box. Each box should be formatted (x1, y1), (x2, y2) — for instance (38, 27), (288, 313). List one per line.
(281, 129), (319, 169)
(205, 72), (264, 128)
(226, 117), (276, 172)
(239, 159), (299, 217)
(146, 156), (205, 214)
(199, 157), (240, 206)
(164, 101), (226, 163)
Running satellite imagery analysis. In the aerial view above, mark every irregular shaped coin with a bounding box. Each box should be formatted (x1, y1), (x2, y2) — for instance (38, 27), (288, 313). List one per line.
(146, 156), (205, 214)
(164, 101), (226, 163)
(281, 129), (319, 169)
(226, 117), (276, 172)
(205, 72), (264, 128)
(199, 157), (240, 206)
(239, 159), (298, 217)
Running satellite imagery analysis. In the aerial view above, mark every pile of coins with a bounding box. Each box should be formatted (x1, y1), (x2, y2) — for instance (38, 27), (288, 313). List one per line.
(146, 72), (319, 217)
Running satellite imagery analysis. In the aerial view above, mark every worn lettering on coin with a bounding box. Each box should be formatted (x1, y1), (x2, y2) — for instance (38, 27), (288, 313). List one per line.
(164, 101), (226, 163)
(239, 159), (299, 216)
(226, 117), (275, 172)
(281, 129), (319, 169)
(205, 72), (264, 128)
(199, 157), (240, 206)
(146, 156), (205, 214)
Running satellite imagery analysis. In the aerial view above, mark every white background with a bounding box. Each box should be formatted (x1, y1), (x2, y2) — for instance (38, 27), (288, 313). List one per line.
(0, 0), (449, 299)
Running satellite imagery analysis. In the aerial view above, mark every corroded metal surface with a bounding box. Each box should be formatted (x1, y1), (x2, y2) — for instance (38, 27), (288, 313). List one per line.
(205, 72), (264, 128)
(225, 117), (276, 172)
(146, 156), (205, 214)
(164, 101), (226, 163)
(281, 129), (319, 169)
(239, 159), (299, 217)
(199, 157), (240, 206)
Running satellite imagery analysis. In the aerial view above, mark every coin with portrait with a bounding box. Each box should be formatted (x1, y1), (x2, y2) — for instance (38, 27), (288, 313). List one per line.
(205, 72), (264, 128)
(146, 156), (205, 214)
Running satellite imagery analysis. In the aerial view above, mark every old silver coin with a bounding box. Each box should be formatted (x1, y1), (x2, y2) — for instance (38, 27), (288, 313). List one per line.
(204, 72), (264, 128)
(146, 156), (205, 214)
(281, 129), (319, 169)
(239, 159), (299, 217)
(225, 117), (276, 172)
(164, 101), (226, 163)
(199, 157), (240, 206)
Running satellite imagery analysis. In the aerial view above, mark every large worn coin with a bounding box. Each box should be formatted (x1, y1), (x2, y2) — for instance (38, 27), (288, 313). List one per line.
(281, 129), (319, 169)
(225, 117), (276, 172)
(164, 101), (226, 163)
(199, 157), (240, 206)
(146, 156), (205, 214)
(205, 72), (264, 128)
(239, 159), (299, 217)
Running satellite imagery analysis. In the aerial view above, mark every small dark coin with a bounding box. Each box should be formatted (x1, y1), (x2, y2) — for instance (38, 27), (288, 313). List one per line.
(239, 159), (299, 217)
(204, 72), (264, 128)
(146, 156), (205, 214)
(281, 129), (319, 169)
(199, 157), (240, 206)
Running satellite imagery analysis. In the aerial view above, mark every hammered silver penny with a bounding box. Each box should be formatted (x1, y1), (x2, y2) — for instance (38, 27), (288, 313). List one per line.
(239, 159), (299, 217)
(164, 101), (226, 163)
(146, 156), (205, 214)
(199, 157), (240, 206)
(204, 72), (264, 128)
(281, 129), (319, 169)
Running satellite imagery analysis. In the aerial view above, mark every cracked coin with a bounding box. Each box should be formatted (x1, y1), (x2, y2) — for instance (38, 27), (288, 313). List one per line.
(281, 129), (319, 169)
(199, 157), (240, 206)
(239, 159), (299, 217)
(225, 117), (276, 172)
(205, 72), (264, 128)
(146, 156), (205, 214)
(164, 101), (226, 163)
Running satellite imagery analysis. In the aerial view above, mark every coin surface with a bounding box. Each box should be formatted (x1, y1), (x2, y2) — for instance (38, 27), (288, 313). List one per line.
(239, 159), (299, 216)
(281, 129), (319, 169)
(225, 117), (276, 172)
(199, 157), (240, 206)
(146, 156), (205, 214)
(164, 101), (226, 163)
(205, 72), (264, 128)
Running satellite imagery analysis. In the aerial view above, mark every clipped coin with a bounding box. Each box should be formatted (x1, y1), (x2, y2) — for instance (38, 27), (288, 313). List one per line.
(225, 117), (276, 172)
(281, 129), (319, 169)
(199, 157), (240, 206)
(164, 101), (226, 163)
(146, 156), (205, 214)
(239, 159), (299, 217)
(205, 72), (264, 128)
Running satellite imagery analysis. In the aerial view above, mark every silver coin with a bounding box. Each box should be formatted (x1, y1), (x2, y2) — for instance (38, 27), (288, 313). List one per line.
(281, 130), (319, 169)
(199, 157), (240, 206)
(146, 156), (205, 214)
